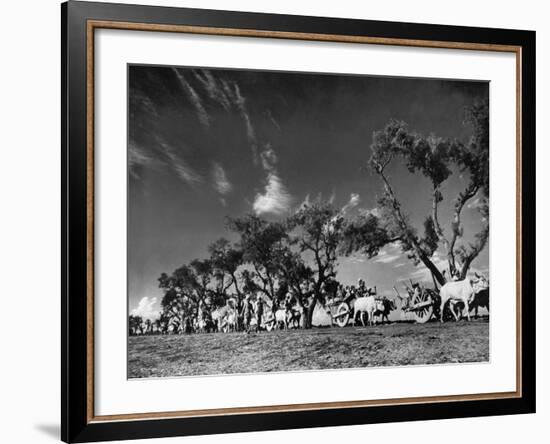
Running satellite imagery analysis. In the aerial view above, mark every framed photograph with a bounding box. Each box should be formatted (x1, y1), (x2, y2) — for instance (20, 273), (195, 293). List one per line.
(62, 1), (535, 442)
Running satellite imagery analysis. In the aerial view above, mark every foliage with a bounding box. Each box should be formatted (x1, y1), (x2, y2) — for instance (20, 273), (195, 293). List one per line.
(208, 238), (244, 300)
(367, 100), (489, 282)
(128, 315), (143, 336)
(227, 214), (289, 301)
(340, 211), (392, 258)
(286, 202), (346, 326)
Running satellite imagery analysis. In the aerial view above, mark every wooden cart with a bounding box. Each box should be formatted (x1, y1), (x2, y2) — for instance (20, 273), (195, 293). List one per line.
(396, 286), (441, 323)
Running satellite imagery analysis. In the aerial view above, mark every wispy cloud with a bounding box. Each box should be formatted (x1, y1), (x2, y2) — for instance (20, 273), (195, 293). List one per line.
(192, 70), (264, 165)
(345, 254), (366, 264)
(211, 162), (233, 195)
(128, 142), (159, 179)
(253, 145), (292, 216)
(161, 141), (204, 187)
(129, 136), (205, 188)
(467, 264), (489, 278)
(341, 193), (360, 213)
(266, 109), (281, 131)
(407, 251), (448, 281)
(173, 68), (210, 127)
(467, 196), (486, 210)
(222, 80), (259, 162)
(131, 91), (158, 117)
(193, 69), (231, 111)
(374, 243), (402, 264)
(253, 173), (292, 216)
(172, 160), (203, 186)
(308, 191), (337, 206)
(131, 296), (159, 320)
(375, 254), (402, 264)
(260, 144), (277, 171)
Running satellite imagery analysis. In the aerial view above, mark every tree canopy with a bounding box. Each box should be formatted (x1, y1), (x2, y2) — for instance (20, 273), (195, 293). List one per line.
(366, 100), (489, 283)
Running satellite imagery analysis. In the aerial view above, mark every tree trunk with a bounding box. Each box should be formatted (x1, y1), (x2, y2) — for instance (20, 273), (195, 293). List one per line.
(378, 169), (447, 287)
(303, 297), (317, 329)
(418, 254), (447, 286)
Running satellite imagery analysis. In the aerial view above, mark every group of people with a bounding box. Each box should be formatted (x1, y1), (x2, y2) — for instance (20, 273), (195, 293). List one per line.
(330, 279), (377, 304)
(192, 278), (383, 334)
(130, 277), (387, 336)
(201, 292), (305, 333)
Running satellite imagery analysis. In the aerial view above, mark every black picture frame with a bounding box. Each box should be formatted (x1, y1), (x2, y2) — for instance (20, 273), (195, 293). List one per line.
(62, 1), (536, 442)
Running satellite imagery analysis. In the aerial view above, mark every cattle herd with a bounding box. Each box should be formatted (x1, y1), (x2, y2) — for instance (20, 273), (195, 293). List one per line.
(129, 274), (490, 336)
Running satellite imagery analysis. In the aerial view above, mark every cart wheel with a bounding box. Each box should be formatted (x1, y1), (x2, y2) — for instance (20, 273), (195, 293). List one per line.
(335, 302), (350, 327)
(413, 291), (434, 324)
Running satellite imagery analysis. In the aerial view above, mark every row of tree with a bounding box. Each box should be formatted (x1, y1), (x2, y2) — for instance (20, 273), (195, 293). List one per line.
(151, 101), (489, 332)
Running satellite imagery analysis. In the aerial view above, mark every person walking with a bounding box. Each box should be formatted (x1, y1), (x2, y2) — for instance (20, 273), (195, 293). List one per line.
(241, 295), (252, 333)
(255, 296), (264, 332)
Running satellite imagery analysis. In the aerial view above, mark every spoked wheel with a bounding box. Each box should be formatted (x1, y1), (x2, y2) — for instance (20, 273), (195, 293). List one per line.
(335, 302), (351, 327)
(412, 291), (434, 324)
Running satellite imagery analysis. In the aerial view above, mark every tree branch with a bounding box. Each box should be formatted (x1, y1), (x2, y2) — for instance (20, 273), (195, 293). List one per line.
(459, 223), (489, 278)
(431, 186), (455, 271)
(449, 183), (480, 253)
(378, 168), (447, 285)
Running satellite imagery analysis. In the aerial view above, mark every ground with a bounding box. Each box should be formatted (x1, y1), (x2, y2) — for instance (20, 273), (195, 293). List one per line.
(128, 319), (489, 378)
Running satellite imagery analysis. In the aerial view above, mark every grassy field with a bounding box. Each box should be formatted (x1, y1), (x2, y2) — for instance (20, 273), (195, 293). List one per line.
(128, 319), (489, 378)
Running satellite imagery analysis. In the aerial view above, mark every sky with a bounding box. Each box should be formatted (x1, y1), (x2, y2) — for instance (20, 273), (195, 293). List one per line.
(128, 65), (489, 320)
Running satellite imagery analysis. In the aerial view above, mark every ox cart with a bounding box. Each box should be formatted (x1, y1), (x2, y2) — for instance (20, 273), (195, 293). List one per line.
(326, 287), (378, 327)
(394, 284), (441, 324)
(327, 297), (354, 327)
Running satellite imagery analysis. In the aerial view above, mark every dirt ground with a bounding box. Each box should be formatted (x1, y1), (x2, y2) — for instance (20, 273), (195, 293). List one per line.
(128, 318), (489, 378)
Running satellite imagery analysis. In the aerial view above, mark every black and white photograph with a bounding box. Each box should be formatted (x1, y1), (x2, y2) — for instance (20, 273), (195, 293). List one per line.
(0, 0), (542, 442)
(127, 65), (490, 378)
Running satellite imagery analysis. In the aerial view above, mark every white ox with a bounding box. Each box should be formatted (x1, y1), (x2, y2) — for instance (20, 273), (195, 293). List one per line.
(275, 309), (288, 329)
(353, 296), (384, 326)
(439, 273), (489, 322)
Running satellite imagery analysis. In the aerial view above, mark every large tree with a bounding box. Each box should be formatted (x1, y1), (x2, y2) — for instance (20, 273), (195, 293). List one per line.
(367, 101), (489, 284)
(157, 258), (215, 332)
(208, 238), (244, 303)
(276, 248), (314, 315)
(288, 202), (346, 327)
(227, 214), (288, 301)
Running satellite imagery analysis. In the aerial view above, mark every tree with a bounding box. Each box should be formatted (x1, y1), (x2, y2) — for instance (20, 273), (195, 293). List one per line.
(157, 259), (215, 333)
(276, 248), (314, 313)
(340, 210), (394, 258)
(227, 214), (288, 301)
(208, 238), (244, 302)
(128, 315), (143, 336)
(288, 201), (345, 327)
(368, 101), (489, 284)
(188, 258), (216, 303)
